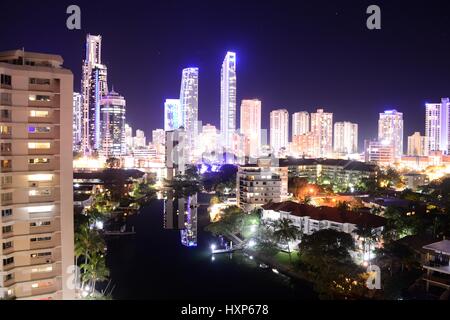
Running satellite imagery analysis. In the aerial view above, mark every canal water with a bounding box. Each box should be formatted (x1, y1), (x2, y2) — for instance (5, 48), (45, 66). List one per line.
(105, 193), (317, 300)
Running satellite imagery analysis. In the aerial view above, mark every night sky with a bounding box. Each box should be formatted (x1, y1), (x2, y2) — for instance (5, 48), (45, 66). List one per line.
(2, 0), (450, 149)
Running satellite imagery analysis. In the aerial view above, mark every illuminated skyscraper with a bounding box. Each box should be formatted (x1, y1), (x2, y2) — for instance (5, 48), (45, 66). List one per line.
(220, 52), (237, 149)
(81, 34), (108, 154)
(240, 99), (261, 158)
(164, 98), (182, 131)
(99, 90), (126, 157)
(292, 112), (309, 139)
(425, 98), (450, 154)
(165, 129), (186, 180)
(270, 109), (289, 156)
(378, 109), (404, 158)
(334, 121), (358, 155)
(72, 92), (82, 151)
(310, 108), (333, 158)
(179, 68), (199, 151)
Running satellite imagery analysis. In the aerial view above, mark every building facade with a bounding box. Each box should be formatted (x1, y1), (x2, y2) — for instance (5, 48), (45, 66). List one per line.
(378, 109), (404, 159)
(237, 159), (288, 212)
(240, 99), (261, 158)
(292, 111), (309, 139)
(99, 90), (126, 158)
(220, 52), (237, 149)
(425, 98), (450, 154)
(165, 129), (186, 181)
(270, 109), (289, 156)
(334, 121), (358, 155)
(164, 98), (182, 132)
(407, 132), (429, 156)
(0, 50), (74, 299)
(310, 109), (333, 158)
(81, 34), (108, 154)
(179, 67), (199, 152)
(72, 92), (82, 152)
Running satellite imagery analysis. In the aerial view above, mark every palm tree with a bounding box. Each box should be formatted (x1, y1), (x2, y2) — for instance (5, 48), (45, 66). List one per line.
(80, 252), (110, 295)
(355, 225), (378, 264)
(273, 218), (302, 263)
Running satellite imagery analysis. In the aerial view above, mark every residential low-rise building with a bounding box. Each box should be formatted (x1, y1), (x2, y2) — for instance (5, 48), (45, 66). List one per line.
(262, 201), (386, 261)
(237, 158), (288, 211)
(422, 240), (450, 299)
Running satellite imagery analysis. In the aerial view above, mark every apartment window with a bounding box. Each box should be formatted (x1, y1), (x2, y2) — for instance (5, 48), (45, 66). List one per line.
(29, 188), (51, 197)
(28, 142), (50, 149)
(3, 257), (14, 266)
(29, 78), (50, 85)
(1, 143), (12, 152)
(28, 95), (50, 102)
(0, 93), (12, 105)
(29, 158), (49, 164)
(31, 266), (53, 273)
(4, 273), (14, 282)
(1, 176), (12, 186)
(1, 74), (12, 86)
(30, 252), (51, 258)
(2, 241), (13, 250)
(0, 125), (11, 135)
(28, 174), (52, 182)
(30, 236), (51, 242)
(1, 109), (11, 119)
(1, 208), (12, 217)
(30, 221), (51, 227)
(29, 110), (49, 117)
(1, 160), (12, 169)
(1, 193), (12, 202)
(28, 126), (51, 133)
(2, 225), (13, 233)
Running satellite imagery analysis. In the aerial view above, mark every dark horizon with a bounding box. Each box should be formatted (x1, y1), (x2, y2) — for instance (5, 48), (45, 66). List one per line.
(3, 0), (450, 149)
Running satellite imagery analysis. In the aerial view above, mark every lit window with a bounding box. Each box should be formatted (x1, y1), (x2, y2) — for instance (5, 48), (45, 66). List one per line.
(27, 205), (53, 213)
(28, 95), (50, 102)
(28, 174), (52, 182)
(29, 158), (49, 164)
(28, 126), (51, 133)
(29, 110), (49, 117)
(28, 142), (50, 149)
(29, 189), (51, 197)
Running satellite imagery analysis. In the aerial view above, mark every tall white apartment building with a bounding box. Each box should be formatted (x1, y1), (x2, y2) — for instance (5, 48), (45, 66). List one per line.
(220, 52), (237, 149)
(378, 109), (404, 159)
(133, 129), (146, 149)
(0, 50), (74, 300)
(270, 109), (289, 156)
(310, 109), (333, 158)
(292, 111), (309, 139)
(334, 121), (358, 155)
(240, 99), (261, 158)
(165, 129), (186, 181)
(425, 98), (450, 154)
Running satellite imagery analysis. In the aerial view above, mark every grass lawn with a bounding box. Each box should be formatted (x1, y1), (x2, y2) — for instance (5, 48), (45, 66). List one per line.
(275, 251), (300, 266)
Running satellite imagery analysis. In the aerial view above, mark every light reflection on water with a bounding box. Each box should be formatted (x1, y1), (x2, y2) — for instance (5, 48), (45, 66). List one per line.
(105, 191), (316, 300)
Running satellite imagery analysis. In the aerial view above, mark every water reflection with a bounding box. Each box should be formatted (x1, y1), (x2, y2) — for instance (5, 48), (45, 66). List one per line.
(164, 190), (197, 247)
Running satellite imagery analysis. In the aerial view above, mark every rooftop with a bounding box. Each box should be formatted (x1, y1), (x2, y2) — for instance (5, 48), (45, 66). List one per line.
(262, 201), (386, 228)
(423, 240), (450, 255)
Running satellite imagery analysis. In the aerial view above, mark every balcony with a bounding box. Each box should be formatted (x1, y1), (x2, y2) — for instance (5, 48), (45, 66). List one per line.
(2, 262), (15, 271)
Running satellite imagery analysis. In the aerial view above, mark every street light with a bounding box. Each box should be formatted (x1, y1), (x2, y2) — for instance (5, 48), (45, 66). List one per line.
(210, 244), (216, 252)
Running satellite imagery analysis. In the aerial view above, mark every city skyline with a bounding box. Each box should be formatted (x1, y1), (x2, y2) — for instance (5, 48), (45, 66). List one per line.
(3, 0), (450, 148)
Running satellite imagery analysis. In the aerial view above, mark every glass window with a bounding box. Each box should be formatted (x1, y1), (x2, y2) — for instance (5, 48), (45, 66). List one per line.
(1, 74), (12, 86)
(28, 126), (51, 133)
(28, 95), (50, 102)
(28, 142), (50, 149)
(29, 110), (49, 117)
(29, 78), (50, 85)
(29, 157), (49, 164)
